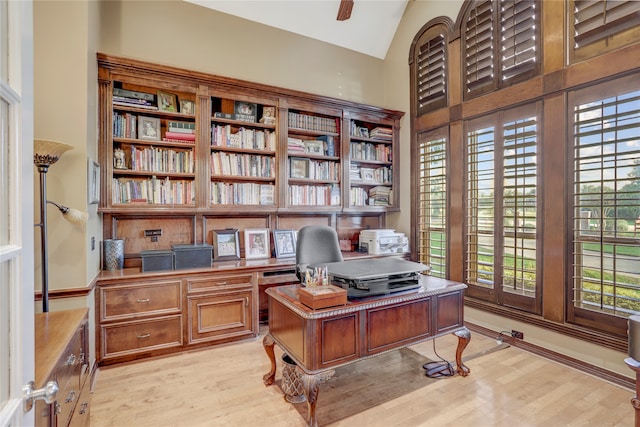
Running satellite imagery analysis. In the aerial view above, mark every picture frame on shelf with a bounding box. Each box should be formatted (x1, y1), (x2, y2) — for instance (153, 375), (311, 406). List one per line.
(273, 229), (296, 258)
(360, 167), (375, 182)
(179, 99), (195, 116)
(157, 90), (178, 112)
(88, 159), (100, 204)
(234, 101), (257, 123)
(304, 140), (324, 155)
(138, 116), (161, 141)
(290, 158), (309, 179)
(359, 127), (370, 138)
(212, 229), (240, 261)
(244, 228), (270, 259)
(260, 106), (276, 125)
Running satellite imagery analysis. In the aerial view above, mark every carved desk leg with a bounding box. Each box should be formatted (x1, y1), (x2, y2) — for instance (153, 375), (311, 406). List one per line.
(262, 334), (276, 386)
(454, 327), (471, 377)
(298, 369), (335, 427)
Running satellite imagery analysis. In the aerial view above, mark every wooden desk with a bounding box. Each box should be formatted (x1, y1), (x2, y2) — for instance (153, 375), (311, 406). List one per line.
(262, 277), (470, 427)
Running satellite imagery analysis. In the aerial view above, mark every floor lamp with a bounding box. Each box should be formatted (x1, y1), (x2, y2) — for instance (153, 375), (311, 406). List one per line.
(33, 139), (87, 312)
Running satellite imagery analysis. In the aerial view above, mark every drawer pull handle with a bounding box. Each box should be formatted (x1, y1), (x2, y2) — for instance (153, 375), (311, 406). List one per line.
(65, 390), (76, 403)
(136, 298), (150, 303)
(65, 354), (76, 366)
(137, 333), (151, 339)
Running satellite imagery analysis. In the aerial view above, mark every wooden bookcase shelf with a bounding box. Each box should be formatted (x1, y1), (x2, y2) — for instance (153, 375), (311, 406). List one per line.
(98, 52), (403, 258)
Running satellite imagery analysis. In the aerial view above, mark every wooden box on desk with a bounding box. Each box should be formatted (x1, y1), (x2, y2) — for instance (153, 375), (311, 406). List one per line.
(299, 285), (347, 310)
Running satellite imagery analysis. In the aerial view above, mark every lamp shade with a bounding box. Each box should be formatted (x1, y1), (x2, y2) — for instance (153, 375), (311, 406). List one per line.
(34, 139), (73, 167)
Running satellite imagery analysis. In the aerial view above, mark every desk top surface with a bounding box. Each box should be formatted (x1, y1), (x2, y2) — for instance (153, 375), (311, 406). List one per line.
(267, 276), (466, 319)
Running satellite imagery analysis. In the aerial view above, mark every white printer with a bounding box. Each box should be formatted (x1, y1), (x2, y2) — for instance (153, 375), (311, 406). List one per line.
(359, 229), (409, 255)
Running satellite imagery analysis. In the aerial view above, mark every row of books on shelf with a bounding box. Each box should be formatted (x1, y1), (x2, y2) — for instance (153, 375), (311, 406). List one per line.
(210, 152), (275, 178)
(288, 112), (339, 133)
(121, 146), (194, 174)
(112, 177), (195, 205)
(113, 112), (138, 139)
(212, 125), (276, 151)
(211, 182), (274, 205)
(288, 184), (341, 206)
(349, 165), (392, 184)
(290, 157), (340, 180)
(287, 135), (336, 156)
(350, 141), (392, 162)
(350, 186), (392, 207)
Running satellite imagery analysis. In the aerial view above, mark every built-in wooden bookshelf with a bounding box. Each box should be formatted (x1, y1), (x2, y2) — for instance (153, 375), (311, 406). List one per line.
(209, 95), (278, 207)
(97, 53), (403, 257)
(285, 106), (342, 210)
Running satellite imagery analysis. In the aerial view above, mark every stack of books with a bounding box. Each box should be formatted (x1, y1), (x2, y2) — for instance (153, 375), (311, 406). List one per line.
(369, 186), (392, 206)
(113, 88), (157, 110)
(370, 127), (392, 141)
(287, 137), (305, 153)
(164, 121), (195, 144)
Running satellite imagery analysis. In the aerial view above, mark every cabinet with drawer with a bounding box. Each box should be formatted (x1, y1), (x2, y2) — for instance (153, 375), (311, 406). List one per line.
(185, 272), (258, 345)
(35, 308), (90, 427)
(97, 279), (183, 364)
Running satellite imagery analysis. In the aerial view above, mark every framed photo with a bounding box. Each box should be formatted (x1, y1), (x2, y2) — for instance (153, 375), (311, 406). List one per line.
(88, 159), (100, 204)
(180, 99), (195, 116)
(360, 167), (375, 182)
(138, 116), (161, 141)
(359, 127), (370, 138)
(157, 90), (178, 112)
(244, 228), (270, 259)
(304, 140), (324, 155)
(290, 158), (309, 179)
(234, 101), (257, 123)
(273, 229), (296, 258)
(212, 229), (240, 261)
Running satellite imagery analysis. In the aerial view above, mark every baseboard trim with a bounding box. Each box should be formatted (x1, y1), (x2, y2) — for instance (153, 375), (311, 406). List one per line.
(465, 322), (635, 390)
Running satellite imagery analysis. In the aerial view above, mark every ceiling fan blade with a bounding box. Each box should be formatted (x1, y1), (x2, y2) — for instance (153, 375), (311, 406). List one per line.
(337, 0), (354, 21)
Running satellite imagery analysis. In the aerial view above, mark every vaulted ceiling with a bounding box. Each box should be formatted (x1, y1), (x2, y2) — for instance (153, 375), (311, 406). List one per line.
(184, 0), (410, 59)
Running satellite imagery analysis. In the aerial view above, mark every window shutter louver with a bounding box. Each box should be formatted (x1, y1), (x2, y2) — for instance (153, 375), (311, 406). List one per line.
(417, 34), (447, 113)
(574, 0), (640, 48)
(500, 0), (538, 80)
(418, 131), (448, 278)
(571, 80), (640, 319)
(465, 1), (495, 95)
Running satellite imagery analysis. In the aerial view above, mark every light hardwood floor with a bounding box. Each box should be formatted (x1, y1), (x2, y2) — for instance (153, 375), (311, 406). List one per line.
(91, 326), (634, 426)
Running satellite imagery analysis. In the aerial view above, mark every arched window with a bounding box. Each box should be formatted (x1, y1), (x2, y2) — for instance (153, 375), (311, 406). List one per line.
(410, 18), (452, 116)
(463, 0), (540, 99)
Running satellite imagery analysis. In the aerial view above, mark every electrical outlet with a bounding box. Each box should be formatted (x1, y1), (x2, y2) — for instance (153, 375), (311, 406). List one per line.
(511, 330), (524, 339)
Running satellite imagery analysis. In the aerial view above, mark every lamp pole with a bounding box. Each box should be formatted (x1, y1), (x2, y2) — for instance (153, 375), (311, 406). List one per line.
(36, 164), (50, 312)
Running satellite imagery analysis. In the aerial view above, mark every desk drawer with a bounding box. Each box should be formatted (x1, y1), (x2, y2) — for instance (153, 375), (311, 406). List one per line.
(100, 280), (182, 321)
(186, 274), (253, 292)
(101, 315), (182, 360)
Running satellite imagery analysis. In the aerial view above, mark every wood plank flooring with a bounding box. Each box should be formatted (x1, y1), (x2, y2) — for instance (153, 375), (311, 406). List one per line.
(90, 326), (634, 426)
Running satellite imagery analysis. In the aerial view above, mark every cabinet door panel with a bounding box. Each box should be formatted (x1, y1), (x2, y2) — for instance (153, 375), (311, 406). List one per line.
(188, 291), (254, 344)
(365, 299), (431, 354)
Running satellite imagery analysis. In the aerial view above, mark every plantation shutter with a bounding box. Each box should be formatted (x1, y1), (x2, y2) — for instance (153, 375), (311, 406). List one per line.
(465, 0), (495, 96)
(418, 129), (448, 278)
(417, 34), (447, 114)
(574, 0), (640, 48)
(502, 112), (539, 309)
(569, 74), (640, 328)
(500, 0), (538, 81)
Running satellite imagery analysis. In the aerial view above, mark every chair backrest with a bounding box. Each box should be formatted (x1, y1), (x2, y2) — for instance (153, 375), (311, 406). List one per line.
(296, 225), (344, 281)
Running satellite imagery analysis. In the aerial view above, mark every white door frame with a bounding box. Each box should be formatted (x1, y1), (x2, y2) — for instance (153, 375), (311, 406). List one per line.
(0, 0), (35, 425)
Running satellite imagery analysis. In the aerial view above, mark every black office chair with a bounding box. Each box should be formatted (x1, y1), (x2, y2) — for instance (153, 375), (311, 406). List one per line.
(296, 225), (343, 282)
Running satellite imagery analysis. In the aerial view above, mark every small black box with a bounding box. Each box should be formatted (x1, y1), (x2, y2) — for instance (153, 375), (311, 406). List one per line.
(172, 244), (213, 270)
(141, 249), (174, 272)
